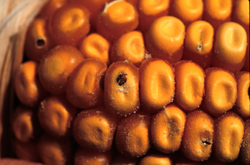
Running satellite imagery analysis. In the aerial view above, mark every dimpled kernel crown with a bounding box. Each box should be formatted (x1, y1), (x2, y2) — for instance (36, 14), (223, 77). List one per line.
(12, 0), (249, 164)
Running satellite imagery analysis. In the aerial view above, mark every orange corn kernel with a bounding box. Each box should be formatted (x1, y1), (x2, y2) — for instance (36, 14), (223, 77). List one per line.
(137, 0), (171, 32)
(37, 135), (73, 165)
(15, 61), (46, 107)
(234, 72), (250, 119)
(73, 108), (117, 152)
(110, 31), (145, 67)
(14, 140), (41, 162)
(38, 96), (77, 137)
(12, 106), (40, 143)
(213, 22), (247, 73)
(38, 0), (68, 19)
(174, 61), (205, 111)
(203, 67), (237, 117)
(49, 3), (90, 46)
(66, 59), (107, 109)
(241, 119), (250, 165)
(181, 110), (214, 161)
(151, 104), (186, 153)
(232, 0), (249, 35)
(96, 0), (139, 42)
(24, 18), (53, 61)
(183, 21), (214, 69)
(169, 0), (203, 27)
(145, 16), (185, 64)
(139, 154), (172, 165)
(115, 114), (150, 158)
(139, 58), (175, 113)
(74, 147), (112, 165)
(213, 112), (244, 162)
(203, 0), (232, 31)
(104, 61), (139, 116)
(38, 45), (84, 94)
(79, 33), (110, 64)
(72, 0), (109, 28)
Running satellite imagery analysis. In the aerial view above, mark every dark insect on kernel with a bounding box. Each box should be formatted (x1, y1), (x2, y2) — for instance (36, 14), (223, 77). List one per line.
(202, 139), (211, 145)
(116, 73), (127, 86)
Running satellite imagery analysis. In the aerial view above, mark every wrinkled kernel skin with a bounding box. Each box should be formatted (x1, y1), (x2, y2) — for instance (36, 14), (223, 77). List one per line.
(37, 135), (73, 165)
(73, 109), (117, 152)
(203, 67), (237, 117)
(174, 61), (205, 111)
(38, 45), (84, 94)
(38, 96), (77, 137)
(79, 33), (110, 64)
(181, 110), (214, 161)
(15, 61), (46, 107)
(49, 3), (90, 46)
(104, 61), (140, 116)
(115, 114), (150, 158)
(74, 148), (112, 165)
(213, 112), (244, 162)
(151, 104), (186, 153)
(241, 119), (250, 165)
(139, 58), (175, 113)
(12, 106), (40, 143)
(110, 31), (145, 67)
(66, 59), (107, 109)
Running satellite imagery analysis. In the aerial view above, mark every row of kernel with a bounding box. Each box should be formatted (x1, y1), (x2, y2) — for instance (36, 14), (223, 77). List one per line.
(25, 0), (249, 71)
(14, 56), (250, 119)
(11, 104), (250, 164)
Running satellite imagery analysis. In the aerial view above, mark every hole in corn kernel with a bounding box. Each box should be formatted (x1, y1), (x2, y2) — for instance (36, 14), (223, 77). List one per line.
(36, 38), (45, 48)
(197, 44), (202, 51)
(116, 73), (127, 86)
(200, 130), (211, 146)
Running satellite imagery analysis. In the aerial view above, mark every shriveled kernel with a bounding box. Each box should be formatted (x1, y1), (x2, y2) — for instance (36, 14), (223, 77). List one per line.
(151, 104), (186, 153)
(140, 58), (175, 113)
(213, 112), (244, 162)
(181, 110), (214, 161)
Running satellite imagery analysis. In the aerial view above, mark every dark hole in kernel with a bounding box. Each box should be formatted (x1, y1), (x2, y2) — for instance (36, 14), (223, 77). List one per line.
(200, 130), (211, 146)
(202, 139), (211, 145)
(116, 73), (127, 86)
(36, 39), (45, 47)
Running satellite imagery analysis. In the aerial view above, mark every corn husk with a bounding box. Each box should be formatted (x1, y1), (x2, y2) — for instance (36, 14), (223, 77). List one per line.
(0, 0), (48, 157)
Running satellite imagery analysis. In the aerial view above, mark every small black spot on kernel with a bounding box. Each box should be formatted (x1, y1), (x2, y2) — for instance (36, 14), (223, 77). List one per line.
(202, 139), (211, 145)
(36, 38), (45, 47)
(116, 73), (127, 86)
(200, 130), (211, 146)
